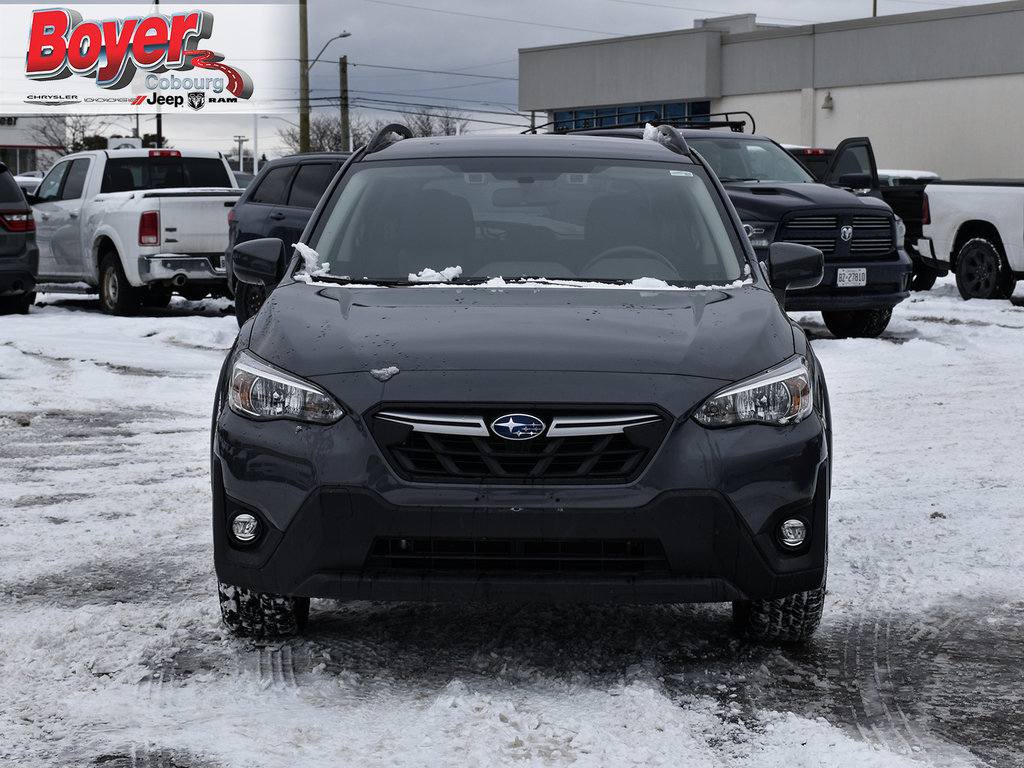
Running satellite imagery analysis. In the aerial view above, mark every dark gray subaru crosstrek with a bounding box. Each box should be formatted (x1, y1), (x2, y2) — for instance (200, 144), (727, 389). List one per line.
(213, 124), (831, 642)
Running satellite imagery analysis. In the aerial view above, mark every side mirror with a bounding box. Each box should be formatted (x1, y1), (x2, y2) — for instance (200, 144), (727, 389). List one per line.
(836, 172), (873, 189)
(232, 237), (287, 286)
(767, 242), (823, 307)
(25, 193), (39, 205)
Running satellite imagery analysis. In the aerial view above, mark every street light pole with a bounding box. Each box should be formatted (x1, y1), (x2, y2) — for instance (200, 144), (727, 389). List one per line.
(298, 0), (310, 152)
(339, 55), (350, 151)
(298, 15), (350, 153)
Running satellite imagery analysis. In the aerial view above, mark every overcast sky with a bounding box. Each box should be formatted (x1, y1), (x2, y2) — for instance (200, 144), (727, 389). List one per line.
(3, 0), (1005, 160)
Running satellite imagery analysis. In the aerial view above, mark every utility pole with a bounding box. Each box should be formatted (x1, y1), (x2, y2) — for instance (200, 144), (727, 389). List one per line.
(298, 0), (310, 152)
(339, 55), (350, 151)
(233, 135), (249, 170)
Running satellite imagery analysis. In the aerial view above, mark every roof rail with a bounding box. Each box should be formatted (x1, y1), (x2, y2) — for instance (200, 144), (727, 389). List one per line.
(365, 123), (413, 155)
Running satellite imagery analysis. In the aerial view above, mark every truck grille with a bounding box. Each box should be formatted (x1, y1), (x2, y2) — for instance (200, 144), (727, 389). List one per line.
(367, 537), (670, 573)
(779, 211), (894, 259)
(371, 407), (668, 484)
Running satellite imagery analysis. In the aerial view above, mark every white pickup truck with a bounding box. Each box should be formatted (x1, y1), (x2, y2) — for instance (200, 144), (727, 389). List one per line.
(916, 181), (1023, 300)
(29, 148), (242, 313)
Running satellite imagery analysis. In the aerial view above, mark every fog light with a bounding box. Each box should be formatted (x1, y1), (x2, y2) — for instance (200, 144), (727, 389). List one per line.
(779, 518), (807, 548)
(230, 512), (261, 543)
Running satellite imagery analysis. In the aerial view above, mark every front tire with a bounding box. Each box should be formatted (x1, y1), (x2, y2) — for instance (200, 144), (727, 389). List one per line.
(218, 581), (310, 637)
(0, 291), (34, 315)
(955, 237), (1015, 300)
(732, 585), (825, 643)
(99, 253), (140, 315)
(821, 307), (891, 338)
(909, 262), (938, 292)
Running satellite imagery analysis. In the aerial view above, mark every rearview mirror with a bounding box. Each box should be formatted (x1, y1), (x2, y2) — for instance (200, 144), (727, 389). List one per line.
(836, 172), (873, 189)
(767, 242), (823, 307)
(232, 237), (287, 286)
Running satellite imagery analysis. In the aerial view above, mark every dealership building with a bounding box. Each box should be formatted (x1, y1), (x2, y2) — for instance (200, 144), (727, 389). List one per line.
(518, 0), (1024, 178)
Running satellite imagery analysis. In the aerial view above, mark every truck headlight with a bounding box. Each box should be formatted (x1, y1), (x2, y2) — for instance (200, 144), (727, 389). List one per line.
(694, 357), (813, 427)
(742, 221), (778, 249)
(229, 349), (344, 424)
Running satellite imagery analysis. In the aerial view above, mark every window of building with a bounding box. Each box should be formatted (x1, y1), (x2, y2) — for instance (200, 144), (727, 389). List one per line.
(551, 101), (711, 132)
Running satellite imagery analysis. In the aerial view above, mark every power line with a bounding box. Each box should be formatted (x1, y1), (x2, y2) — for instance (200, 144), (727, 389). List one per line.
(349, 62), (517, 81)
(361, 0), (621, 36)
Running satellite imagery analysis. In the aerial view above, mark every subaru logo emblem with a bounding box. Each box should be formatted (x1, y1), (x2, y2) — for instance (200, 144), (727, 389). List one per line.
(840, 225), (854, 242)
(491, 414), (546, 440)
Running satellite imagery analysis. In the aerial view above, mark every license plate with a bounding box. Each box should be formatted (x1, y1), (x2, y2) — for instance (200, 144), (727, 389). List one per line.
(836, 267), (867, 287)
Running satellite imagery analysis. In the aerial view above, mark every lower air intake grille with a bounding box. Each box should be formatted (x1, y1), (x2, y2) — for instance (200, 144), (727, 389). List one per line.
(367, 538), (670, 573)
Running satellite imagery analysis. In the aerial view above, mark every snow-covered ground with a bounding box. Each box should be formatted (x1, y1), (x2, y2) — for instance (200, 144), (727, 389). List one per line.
(1, 278), (1021, 768)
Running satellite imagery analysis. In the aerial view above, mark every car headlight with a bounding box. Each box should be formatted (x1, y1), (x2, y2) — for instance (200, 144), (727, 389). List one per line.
(742, 221), (778, 249)
(693, 357), (813, 427)
(228, 349), (344, 424)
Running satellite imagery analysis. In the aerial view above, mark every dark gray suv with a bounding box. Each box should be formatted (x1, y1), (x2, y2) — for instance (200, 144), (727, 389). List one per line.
(0, 162), (38, 315)
(226, 152), (348, 325)
(212, 125), (831, 643)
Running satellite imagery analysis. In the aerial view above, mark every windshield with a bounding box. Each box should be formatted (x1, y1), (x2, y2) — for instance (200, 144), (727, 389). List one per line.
(306, 157), (746, 285)
(687, 136), (816, 184)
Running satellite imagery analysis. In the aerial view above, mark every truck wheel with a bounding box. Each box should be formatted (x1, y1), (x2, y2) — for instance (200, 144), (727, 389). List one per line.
(99, 253), (141, 315)
(955, 238), (1016, 300)
(234, 282), (267, 326)
(218, 581), (310, 637)
(732, 584), (825, 643)
(909, 262), (938, 291)
(821, 308), (891, 338)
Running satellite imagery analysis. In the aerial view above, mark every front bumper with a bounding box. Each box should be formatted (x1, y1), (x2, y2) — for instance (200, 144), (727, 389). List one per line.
(213, 392), (829, 605)
(783, 252), (912, 311)
(138, 254), (226, 285)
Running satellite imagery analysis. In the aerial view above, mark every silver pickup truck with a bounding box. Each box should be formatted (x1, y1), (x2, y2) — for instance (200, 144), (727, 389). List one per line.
(29, 148), (242, 313)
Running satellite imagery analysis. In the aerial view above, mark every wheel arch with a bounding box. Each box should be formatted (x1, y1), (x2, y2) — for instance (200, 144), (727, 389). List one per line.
(951, 221), (1004, 269)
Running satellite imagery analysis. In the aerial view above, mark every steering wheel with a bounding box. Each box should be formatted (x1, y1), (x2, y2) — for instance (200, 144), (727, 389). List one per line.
(580, 245), (677, 276)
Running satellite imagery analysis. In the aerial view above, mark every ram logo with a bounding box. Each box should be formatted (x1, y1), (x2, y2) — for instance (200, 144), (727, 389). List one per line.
(840, 225), (854, 242)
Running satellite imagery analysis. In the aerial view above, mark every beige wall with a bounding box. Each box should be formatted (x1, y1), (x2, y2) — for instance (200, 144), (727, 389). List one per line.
(717, 74), (1024, 178)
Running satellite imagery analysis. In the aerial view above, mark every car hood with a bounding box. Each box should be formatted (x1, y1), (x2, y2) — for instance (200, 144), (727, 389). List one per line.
(724, 182), (892, 221)
(247, 281), (798, 384)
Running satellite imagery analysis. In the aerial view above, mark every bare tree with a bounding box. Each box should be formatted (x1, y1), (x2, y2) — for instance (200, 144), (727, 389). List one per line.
(397, 106), (469, 137)
(26, 114), (119, 155)
(277, 107), (470, 155)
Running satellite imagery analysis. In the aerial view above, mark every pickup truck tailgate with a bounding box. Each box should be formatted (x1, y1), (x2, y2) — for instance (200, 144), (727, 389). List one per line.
(147, 189), (242, 256)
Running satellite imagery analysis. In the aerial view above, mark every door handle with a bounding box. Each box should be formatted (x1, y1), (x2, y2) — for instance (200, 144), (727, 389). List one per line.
(269, 212), (286, 220)
(39, 213), (49, 220)
(70, 212), (79, 219)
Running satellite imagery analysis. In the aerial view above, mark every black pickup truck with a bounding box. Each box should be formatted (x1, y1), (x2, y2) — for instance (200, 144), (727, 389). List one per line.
(681, 127), (910, 337)
(575, 118), (910, 336)
(785, 141), (939, 291)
